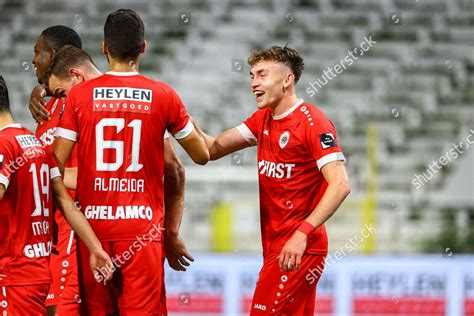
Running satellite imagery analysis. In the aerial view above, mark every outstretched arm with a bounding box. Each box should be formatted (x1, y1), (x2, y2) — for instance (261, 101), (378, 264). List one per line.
(192, 119), (253, 161)
(175, 128), (210, 165)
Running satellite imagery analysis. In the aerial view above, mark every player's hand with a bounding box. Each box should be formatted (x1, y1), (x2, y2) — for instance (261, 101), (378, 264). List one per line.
(278, 231), (307, 272)
(165, 233), (194, 271)
(90, 247), (114, 285)
(29, 84), (50, 123)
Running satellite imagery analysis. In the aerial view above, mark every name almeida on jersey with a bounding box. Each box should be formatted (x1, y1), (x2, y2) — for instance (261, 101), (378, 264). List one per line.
(95, 177), (144, 193)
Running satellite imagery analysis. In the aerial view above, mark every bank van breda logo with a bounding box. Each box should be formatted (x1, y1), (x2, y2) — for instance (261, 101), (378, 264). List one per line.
(279, 131), (290, 149)
(93, 87), (152, 114)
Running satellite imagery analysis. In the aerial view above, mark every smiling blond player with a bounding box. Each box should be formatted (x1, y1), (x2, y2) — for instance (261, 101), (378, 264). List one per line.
(193, 46), (351, 315)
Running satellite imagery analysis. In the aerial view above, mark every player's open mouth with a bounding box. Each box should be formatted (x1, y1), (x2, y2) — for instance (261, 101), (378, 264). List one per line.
(254, 91), (265, 102)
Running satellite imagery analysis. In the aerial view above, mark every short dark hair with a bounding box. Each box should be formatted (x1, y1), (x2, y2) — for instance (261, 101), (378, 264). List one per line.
(248, 45), (305, 84)
(45, 45), (95, 82)
(0, 75), (10, 113)
(41, 25), (82, 50)
(104, 9), (144, 61)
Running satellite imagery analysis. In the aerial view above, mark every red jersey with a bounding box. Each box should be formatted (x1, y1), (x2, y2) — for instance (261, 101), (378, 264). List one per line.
(57, 71), (193, 241)
(236, 100), (345, 256)
(0, 124), (60, 285)
(35, 97), (78, 232)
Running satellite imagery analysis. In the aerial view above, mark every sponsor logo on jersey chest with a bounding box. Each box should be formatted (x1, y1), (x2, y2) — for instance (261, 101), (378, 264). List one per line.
(93, 87), (152, 114)
(258, 160), (295, 179)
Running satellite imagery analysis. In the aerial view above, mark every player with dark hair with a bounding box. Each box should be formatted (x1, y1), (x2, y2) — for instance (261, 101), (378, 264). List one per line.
(34, 26), (82, 84)
(53, 9), (209, 314)
(30, 25), (83, 123)
(29, 25), (84, 315)
(193, 46), (351, 315)
(0, 75), (113, 315)
(103, 9), (144, 62)
(46, 44), (194, 273)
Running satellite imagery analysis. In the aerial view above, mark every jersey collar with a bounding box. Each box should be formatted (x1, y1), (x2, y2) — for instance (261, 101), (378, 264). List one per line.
(0, 123), (21, 131)
(272, 99), (304, 120)
(106, 71), (139, 76)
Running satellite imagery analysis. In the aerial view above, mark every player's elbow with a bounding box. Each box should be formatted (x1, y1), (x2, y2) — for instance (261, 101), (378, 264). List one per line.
(192, 154), (210, 165)
(191, 148), (210, 165)
(209, 151), (221, 161)
(338, 179), (351, 197)
(164, 157), (185, 184)
(328, 176), (351, 198)
(174, 159), (186, 180)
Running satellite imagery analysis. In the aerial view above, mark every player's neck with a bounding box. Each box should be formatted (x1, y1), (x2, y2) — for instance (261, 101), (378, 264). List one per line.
(108, 59), (140, 73)
(85, 69), (103, 81)
(0, 112), (15, 130)
(271, 95), (300, 117)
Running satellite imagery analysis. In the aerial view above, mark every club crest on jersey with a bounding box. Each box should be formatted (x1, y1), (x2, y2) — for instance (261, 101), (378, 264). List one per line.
(279, 131), (290, 149)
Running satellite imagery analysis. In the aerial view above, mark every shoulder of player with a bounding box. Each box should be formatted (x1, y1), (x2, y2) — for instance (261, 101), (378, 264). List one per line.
(299, 102), (332, 124)
(149, 79), (179, 96)
(121, 75), (178, 97)
(0, 127), (32, 149)
(0, 125), (29, 136)
(0, 130), (11, 144)
(252, 108), (271, 121)
(45, 97), (58, 107)
(43, 97), (64, 113)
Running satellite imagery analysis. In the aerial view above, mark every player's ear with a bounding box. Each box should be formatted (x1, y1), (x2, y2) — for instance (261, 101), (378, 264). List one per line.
(102, 41), (107, 55)
(283, 73), (295, 89)
(47, 48), (57, 63)
(69, 68), (84, 81)
(140, 40), (147, 54)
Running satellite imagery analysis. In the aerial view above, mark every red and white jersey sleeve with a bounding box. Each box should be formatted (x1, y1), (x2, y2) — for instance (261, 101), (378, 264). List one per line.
(56, 93), (79, 142)
(163, 84), (193, 139)
(236, 109), (263, 145)
(304, 107), (346, 170)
